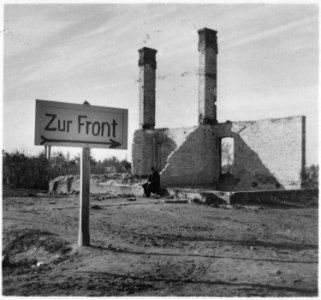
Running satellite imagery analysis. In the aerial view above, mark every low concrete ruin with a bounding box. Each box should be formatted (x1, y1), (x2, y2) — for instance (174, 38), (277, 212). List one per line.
(49, 173), (318, 207)
(49, 174), (145, 196)
(132, 28), (306, 191)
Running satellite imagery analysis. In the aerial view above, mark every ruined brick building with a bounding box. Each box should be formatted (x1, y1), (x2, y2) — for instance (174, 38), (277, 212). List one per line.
(132, 28), (305, 191)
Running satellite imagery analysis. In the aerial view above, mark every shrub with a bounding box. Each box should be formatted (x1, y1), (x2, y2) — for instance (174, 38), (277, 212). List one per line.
(2, 150), (131, 190)
(302, 165), (318, 189)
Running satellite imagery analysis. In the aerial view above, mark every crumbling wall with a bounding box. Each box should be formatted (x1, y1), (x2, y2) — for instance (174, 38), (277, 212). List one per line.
(132, 116), (305, 190)
(49, 174), (146, 195)
(132, 125), (220, 187)
(132, 127), (197, 177)
(131, 28), (306, 191)
(132, 129), (156, 175)
(216, 116), (305, 190)
(160, 125), (220, 187)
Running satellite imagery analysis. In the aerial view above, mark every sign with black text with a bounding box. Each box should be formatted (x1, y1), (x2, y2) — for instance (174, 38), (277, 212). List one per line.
(35, 99), (128, 149)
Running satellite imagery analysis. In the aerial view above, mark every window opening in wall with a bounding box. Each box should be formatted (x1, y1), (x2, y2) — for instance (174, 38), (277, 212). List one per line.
(220, 137), (234, 174)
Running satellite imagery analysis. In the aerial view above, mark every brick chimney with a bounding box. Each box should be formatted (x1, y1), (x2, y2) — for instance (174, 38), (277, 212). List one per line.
(138, 47), (157, 129)
(197, 28), (218, 125)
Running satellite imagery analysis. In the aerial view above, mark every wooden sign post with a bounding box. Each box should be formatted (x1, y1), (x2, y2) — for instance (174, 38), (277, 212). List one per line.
(79, 147), (90, 246)
(35, 99), (128, 247)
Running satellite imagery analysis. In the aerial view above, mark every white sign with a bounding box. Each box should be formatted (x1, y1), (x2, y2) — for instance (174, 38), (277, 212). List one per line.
(35, 99), (128, 149)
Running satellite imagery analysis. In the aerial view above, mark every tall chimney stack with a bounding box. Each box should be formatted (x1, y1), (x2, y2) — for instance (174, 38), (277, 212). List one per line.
(197, 28), (218, 125)
(138, 47), (157, 129)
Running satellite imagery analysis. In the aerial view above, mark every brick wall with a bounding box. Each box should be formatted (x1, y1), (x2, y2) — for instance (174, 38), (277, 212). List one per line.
(132, 125), (220, 187)
(138, 47), (157, 130)
(160, 125), (220, 187)
(216, 116), (305, 190)
(197, 28), (218, 124)
(132, 129), (156, 175)
(132, 127), (195, 177)
(139, 64), (156, 129)
(132, 116), (305, 191)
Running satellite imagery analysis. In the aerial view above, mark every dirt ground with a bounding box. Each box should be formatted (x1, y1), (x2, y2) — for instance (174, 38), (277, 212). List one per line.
(2, 187), (318, 296)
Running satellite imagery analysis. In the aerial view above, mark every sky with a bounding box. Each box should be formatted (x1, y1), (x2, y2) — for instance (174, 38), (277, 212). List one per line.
(2, 2), (319, 165)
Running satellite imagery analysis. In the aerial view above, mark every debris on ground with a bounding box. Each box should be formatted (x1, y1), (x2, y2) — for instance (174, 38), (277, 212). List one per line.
(2, 188), (317, 297)
(91, 205), (102, 209)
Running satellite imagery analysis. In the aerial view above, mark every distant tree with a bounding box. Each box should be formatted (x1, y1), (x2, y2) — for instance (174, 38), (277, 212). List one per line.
(2, 151), (50, 189)
(302, 164), (318, 189)
(49, 151), (79, 177)
(3, 150), (132, 189)
(120, 159), (131, 173)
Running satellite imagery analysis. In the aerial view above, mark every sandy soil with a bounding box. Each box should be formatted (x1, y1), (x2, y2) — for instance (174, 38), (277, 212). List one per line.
(2, 187), (318, 296)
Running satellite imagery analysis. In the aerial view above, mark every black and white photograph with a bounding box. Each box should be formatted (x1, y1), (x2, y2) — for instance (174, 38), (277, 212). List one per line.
(2, 0), (319, 296)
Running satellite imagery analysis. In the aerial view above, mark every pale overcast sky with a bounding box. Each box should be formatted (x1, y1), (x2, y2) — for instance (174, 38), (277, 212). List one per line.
(3, 3), (319, 164)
